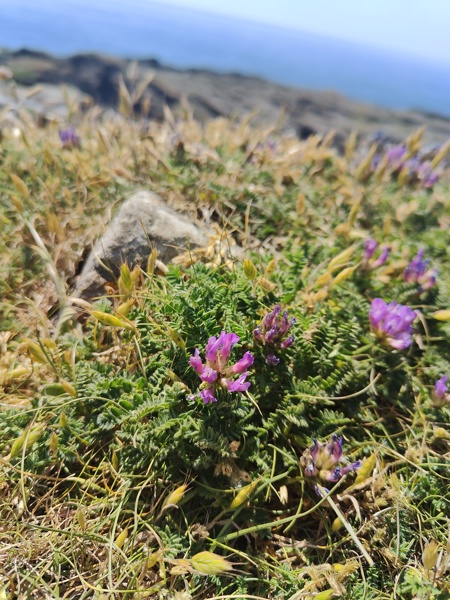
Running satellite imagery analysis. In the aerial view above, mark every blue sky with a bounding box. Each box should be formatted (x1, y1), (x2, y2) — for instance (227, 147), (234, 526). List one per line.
(145, 0), (450, 65)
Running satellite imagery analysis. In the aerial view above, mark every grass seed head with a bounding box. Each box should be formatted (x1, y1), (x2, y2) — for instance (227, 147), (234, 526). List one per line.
(190, 551), (234, 576)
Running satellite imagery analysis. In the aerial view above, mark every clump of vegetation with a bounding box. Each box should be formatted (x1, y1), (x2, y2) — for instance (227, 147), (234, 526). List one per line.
(0, 81), (449, 599)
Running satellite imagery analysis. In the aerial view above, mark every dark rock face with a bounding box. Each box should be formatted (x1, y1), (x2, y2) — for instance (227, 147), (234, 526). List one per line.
(2, 49), (450, 145)
(72, 190), (207, 300)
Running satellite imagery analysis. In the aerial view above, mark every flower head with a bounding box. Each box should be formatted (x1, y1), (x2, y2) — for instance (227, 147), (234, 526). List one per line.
(404, 249), (437, 291)
(189, 331), (254, 404)
(300, 434), (361, 492)
(369, 298), (417, 350)
(254, 305), (295, 365)
(372, 246), (390, 268)
(362, 238), (390, 270)
(363, 238), (378, 262)
(417, 161), (440, 188)
(432, 375), (449, 407)
(384, 145), (440, 188)
(386, 145), (407, 169)
(59, 127), (80, 148)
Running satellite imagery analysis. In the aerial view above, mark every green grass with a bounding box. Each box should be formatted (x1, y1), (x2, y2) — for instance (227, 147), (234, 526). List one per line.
(0, 89), (449, 599)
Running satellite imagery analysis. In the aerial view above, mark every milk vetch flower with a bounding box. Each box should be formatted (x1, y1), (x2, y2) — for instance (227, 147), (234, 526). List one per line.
(59, 127), (80, 148)
(432, 375), (450, 407)
(300, 434), (361, 493)
(254, 305), (295, 365)
(362, 238), (390, 269)
(369, 298), (417, 350)
(404, 249), (437, 291)
(189, 331), (254, 404)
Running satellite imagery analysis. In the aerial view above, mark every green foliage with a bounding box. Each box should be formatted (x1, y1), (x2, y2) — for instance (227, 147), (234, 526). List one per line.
(1, 109), (450, 599)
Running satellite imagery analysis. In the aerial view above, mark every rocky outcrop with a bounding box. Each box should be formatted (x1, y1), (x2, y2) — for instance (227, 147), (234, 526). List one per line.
(72, 190), (207, 300)
(2, 49), (450, 145)
(0, 80), (91, 122)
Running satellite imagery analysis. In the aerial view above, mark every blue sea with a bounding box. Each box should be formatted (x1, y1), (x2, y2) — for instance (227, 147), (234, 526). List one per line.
(2, 0), (450, 117)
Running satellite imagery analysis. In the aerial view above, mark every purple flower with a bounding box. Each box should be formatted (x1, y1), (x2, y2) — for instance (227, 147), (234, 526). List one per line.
(266, 353), (280, 366)
(362, 239), (390, 269)
(432, 375), (449, 407)
(369, 298), (417, 350)
(300, 434), (361, 490)
(59, 127), (80, 148)
(223, 373), (251, 393)
(363, 238), (378, 262)
(372, 246), (390, 268)
(189, 331), (254, 404)
(254, 305), (295, 365)
(403, 157), (420, 175)
(386, 145), (406, 169)
(434, 375), (448, 399)
(404, 249), (437, 290)
(404, 249), (427, 282)
(384, 145), (439, 188)
(417, 161), (440, 188)
(420, 268), (438, 291)
(227, 351), (254, 374)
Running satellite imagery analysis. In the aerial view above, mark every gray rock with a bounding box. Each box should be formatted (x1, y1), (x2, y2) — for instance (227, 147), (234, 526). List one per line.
(72, 190), (207, 300)
(0, 80), (91, 121)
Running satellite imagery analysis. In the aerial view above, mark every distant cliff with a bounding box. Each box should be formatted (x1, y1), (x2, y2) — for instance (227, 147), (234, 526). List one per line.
(2, 48), (450, 146)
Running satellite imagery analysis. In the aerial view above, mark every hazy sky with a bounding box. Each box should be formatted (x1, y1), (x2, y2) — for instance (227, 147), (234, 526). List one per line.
(148, 0), (450, 65)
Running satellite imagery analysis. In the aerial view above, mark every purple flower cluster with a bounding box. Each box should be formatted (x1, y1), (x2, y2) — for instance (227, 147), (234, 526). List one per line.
(254, 305), (295, 365)
(369, 298), (417, 350)
(189, 331), (254, 404)
(385, 144), (440, 188)
(362, 238), (390, 269)
(432, 375), (449, 407)
(386, 144), (407, 169)
(59, 127), (80, 148)
(404, 249), (437, 291)
(300, 434), (361, 491)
